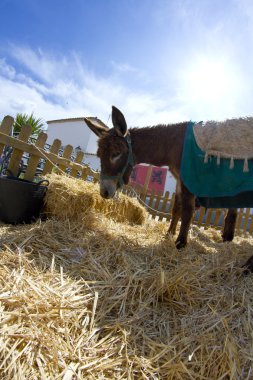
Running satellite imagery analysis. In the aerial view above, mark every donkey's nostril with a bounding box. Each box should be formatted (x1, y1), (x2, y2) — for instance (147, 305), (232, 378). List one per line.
(101, 189), (109, 198)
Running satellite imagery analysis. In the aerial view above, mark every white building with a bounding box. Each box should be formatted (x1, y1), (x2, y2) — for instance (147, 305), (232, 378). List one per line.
(46, 117), (108, 154)
(46, 117), (105, 171)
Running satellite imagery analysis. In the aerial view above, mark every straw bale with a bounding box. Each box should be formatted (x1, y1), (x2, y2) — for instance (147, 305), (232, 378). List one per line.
(0, 178), (253, 379)
(44, 173), (147, 225)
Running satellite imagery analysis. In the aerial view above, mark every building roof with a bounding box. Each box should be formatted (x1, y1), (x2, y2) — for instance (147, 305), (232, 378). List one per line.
(47, 117), (85, 124)
(47, 116), (108, 129)
(84, 152), (98, 157)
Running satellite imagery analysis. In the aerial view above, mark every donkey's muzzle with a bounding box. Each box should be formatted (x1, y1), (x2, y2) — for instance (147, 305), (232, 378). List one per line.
(100, 179), (117, 199)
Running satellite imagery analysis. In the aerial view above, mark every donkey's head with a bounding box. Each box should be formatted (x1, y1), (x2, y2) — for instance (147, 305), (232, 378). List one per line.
(85, 106), (135, 199)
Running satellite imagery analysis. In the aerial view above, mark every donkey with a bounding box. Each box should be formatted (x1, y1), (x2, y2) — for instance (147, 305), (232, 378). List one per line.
(85, 106), (241, 251)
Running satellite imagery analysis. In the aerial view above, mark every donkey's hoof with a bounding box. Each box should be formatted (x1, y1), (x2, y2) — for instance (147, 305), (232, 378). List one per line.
(222, 233), (234, 242)
(175, 240), (186, 250)
(241, 256), (253, 275)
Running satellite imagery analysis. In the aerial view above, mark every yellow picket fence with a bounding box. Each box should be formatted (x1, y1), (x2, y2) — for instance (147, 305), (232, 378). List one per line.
(0, 115), (253, 235)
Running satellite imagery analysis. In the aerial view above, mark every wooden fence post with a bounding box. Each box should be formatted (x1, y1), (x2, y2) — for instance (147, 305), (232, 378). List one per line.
(143, 165), (152, 195)
(71, 150), (85, 178)
(159, 191), (170, 221)
(0, 116), (14, 157)
(42, 139), (62, 175)
(24, 132), (48, 181)
(58, 145), (73, 173)
(8, 124), (32, 176)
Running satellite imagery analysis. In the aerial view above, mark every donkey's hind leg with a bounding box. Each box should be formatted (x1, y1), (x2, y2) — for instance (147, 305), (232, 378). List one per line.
(222, 208), (237, 242)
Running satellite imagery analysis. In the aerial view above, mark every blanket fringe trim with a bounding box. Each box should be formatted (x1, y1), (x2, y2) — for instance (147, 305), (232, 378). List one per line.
(204, 151), (250, 172)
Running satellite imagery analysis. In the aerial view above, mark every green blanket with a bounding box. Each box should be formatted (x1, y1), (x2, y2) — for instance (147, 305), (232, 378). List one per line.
(181, 122), (253, 207)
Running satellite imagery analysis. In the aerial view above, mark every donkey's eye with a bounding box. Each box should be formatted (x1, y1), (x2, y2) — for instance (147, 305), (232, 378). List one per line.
(110, 152), (122, 163)
(112, 152), (121, 159)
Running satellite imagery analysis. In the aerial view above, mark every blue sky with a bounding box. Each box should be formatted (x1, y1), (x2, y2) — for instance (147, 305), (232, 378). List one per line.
(1, 0), (253, 137)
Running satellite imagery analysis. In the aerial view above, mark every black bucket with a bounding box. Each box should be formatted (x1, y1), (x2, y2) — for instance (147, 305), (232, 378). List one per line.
(0, 176), (49, 224)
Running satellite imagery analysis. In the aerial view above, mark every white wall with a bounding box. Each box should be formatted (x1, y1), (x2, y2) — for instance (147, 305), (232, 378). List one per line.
(86, 133), (99, 154)
(164, 171), (176, 194)
(46, 119), (93, 152)
(83, 153), (100, 171)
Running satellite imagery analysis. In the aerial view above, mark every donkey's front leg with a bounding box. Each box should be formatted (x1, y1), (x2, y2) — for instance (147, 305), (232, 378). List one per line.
(175, 184), (195, 249)
(168, 191), (181, 235)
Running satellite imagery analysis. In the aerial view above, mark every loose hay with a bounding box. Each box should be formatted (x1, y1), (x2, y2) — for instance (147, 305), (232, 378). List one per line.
(0, 174), (253, 379)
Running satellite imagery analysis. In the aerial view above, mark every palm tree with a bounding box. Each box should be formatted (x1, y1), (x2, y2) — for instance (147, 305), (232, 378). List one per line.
(13, 113), (45, 136)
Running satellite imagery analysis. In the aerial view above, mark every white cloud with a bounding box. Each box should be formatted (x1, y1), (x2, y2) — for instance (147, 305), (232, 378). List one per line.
(8, 45), (66, 84)
(0, 75), (70, 119)
(111, 60), (140, 74)
(0, 58), (16, 80)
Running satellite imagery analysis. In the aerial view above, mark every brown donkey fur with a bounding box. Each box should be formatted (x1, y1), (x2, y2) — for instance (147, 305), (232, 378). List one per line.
(85, 106), (252, 270)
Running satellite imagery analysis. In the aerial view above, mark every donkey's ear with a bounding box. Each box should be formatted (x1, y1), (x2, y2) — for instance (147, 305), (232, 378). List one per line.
(84, 117), (109, 137)
(112, 106), (128, 137)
